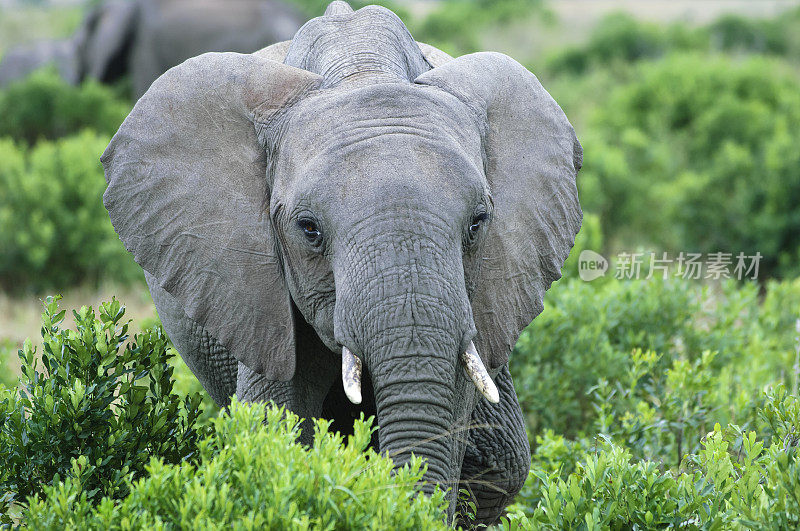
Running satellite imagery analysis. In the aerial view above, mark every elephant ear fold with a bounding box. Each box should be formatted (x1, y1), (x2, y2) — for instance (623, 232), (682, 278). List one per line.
(102, 52), (322, 380)
(416, 52), (582, 370)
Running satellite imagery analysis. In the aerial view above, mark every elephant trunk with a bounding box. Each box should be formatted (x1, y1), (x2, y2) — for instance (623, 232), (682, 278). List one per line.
(365, 307), (461, 487)
(332, 219), (479, 509)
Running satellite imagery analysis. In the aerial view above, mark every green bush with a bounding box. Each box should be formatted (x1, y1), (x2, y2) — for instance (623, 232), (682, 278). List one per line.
(546, 13), (701, 76)
(546, 8), (800, 77)
(0, 296), (205, 522)
(22, 400), (450, 530)
(513, 275), (799, 442)
(578, 53), (800, 277)
(0, 130), (141, 292)
(0, 68), (129, 144)
(504, 387), (800, 528)
(414, 0), (542, 56)
(706, 9), (800, 57)
(508, 273), (800, 525)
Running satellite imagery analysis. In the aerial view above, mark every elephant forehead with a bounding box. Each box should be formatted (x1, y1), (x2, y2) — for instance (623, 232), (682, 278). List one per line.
(283, 83), (484, 166)
(270, 84), (488, 218)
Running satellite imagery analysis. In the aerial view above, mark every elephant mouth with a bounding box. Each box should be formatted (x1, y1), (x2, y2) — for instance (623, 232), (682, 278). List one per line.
(319, 356), (378, 443)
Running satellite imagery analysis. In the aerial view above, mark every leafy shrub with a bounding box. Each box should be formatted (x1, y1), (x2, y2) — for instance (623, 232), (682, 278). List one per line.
(706, 8), (800, 57)
(22, 400), (450, 530)
(546, 8), (800, 77)
(0, 296), (205, 521)
(578, 53), (800, 277)
(507, 273), (800, 525)
(504, 387), (800, 528)
(0, 68), (129, 144)
(0, 131), (141, 292)
(513, 277), (696, 438)
(414, 0), (542, 56)
(546, 13), (701, 76)
(513, 275), (799, 441)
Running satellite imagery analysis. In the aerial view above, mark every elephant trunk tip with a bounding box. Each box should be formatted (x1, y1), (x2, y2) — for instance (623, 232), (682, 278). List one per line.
(325, 1), (354, 16)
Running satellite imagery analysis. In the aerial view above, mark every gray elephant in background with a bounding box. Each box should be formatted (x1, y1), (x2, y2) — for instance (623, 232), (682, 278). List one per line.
(0, 0), (304, 98)
(102, 1), (582, 525)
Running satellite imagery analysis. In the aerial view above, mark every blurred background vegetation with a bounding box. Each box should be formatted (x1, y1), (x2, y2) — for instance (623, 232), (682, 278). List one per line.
(1, 0), (800, 527)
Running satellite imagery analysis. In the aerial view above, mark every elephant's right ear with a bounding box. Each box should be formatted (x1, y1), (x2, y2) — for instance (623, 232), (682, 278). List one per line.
(102, 52), (322, 380)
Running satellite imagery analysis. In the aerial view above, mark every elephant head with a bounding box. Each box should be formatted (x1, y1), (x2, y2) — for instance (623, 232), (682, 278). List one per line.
(102, 1), (581, 508)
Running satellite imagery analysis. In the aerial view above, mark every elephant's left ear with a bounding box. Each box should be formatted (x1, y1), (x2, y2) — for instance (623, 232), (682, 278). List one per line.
(416, 52), (582, 370)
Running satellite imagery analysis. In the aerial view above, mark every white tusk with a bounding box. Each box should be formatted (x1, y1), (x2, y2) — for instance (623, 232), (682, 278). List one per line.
(342, 346), (362, 405)
(461, 341), (499, 404)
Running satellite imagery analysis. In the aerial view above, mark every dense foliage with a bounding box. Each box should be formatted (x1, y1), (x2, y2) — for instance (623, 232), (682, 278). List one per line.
(22, 400), (449, 530)
(514, 275), (800, 445)
(4, 279), (799, 528)
(503, 274), (800, 527)
(0, 131), (140, 292)
(577, 53), (800, 278)
(0, 297), (205, 523)
(0, 69), (129, 145)
(540, 11), (800, 279)
(413, 0), (542, 57)
(288, 0), (409, 18)
(546, 9), (800, 76)
(0, 69), (134, 292)
(504, 387), (800, 528)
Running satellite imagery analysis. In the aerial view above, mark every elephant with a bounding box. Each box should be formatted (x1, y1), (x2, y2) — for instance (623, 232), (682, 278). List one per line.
(101, 1), (582, 525)
(0, 0), (304, 98)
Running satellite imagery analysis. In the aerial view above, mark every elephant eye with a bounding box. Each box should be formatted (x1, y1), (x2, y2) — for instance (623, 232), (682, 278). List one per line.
(469, 212), (489, 235)
(298, 218), (322, 244)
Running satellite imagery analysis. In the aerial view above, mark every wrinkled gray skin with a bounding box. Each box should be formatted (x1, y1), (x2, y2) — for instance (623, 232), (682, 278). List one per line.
(102, 1), (582, 525)
(0, 0), (303, 98)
